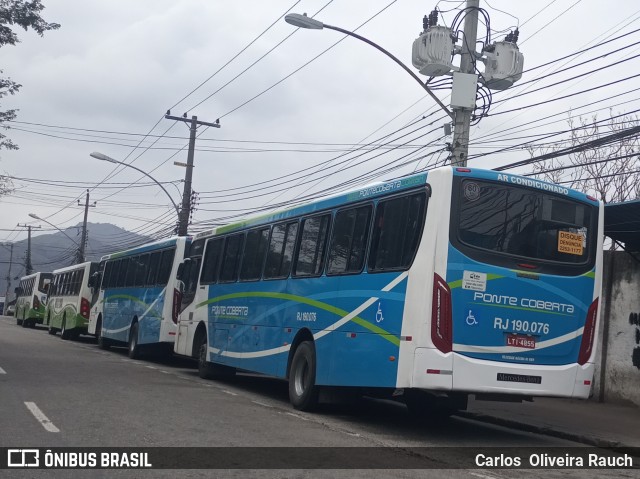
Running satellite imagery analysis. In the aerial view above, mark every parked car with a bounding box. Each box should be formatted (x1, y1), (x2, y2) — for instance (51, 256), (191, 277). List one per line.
(5, 304), (15, 316)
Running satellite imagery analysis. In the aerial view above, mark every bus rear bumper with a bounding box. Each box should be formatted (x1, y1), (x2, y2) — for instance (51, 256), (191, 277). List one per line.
(411, 348), (594, 399)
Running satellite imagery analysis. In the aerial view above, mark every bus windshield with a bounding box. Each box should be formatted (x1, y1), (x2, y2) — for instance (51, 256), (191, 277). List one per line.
(455, 179), (596, 267)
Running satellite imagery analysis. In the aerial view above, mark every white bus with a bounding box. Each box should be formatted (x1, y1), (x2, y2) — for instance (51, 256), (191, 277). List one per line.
(173, 167), (603, 415)
(44, 262), (99, 340)
(15, 272), (53, 328)
(88, 237), (191, 358)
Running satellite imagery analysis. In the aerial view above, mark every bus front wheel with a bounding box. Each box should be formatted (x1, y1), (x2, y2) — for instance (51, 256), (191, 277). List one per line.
(128, 322), (141, 359)
(198, 340), (215, 379)
(288, 341), (319, 411)
(198, 338), (235, 380)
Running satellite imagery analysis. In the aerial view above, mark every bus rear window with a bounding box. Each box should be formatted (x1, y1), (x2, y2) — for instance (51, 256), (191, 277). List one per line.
(455, 179), (595, 266)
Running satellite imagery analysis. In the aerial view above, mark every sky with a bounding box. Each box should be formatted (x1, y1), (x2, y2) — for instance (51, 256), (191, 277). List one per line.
(1, 0), (639, 250)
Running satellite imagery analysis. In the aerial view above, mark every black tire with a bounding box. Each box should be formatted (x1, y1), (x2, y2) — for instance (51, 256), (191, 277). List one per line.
(288, 341), (319, 411)
(128, 322), (140, 359)
(198, 338), (235, 380)
(47, 325), (57, 335)
(16, 317), (23, 326)
(198, 340), (215, 379)
(21, 316), (29, 328)
(60, 317), (72, 340)
(97, 320), (110, 350)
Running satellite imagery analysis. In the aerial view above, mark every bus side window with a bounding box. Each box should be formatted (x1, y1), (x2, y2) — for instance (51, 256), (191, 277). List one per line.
(146, 252), (161, 286)
(327, 205), (372, 275)
(219, 234), (245, 283)
(369, 192), (426, 271)
(294, 214), (330, 277)
(264, 221), (298, 280)
(201, 238), (223, 284)
(157, 248), (176, 285)
(136, 254), (149, 287)
(240, 228), (270, 281)
(117, 259), (129, 288)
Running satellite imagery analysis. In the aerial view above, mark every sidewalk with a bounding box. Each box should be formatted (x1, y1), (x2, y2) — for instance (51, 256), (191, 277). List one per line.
(457, 396), (640, 451)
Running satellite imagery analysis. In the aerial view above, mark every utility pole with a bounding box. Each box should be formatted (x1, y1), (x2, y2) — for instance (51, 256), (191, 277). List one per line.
(451, 0), (479, 167)
(2, 243), (13, 301)
(77, 189), (96, 263)
(16, 224), (41, 275)
(165, 112), (220, 236)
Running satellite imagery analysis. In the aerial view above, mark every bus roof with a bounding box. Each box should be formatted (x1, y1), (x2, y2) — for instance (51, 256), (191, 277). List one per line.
(19, 271), (51, 281)
(193, 166), (597, 241)
(194, 172), (429, 240)
(100, 236), (190, 262)
(51, 261), (95, 275)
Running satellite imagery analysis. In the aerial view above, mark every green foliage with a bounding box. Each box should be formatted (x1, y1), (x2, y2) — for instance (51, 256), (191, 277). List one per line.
(0, 1), (58, 193)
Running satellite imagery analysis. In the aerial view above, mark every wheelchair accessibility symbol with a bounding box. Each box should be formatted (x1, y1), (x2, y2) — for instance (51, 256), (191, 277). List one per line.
(466, 310), (478, 326)
(376, 302), (384, 323)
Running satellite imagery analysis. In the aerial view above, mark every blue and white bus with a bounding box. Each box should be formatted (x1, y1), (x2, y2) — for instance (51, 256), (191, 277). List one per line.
(88, 237), (190, 358)
(174, 166), (603, 414)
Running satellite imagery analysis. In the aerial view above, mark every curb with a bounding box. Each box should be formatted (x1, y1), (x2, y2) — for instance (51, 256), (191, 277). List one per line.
(455, 411), (639, 457)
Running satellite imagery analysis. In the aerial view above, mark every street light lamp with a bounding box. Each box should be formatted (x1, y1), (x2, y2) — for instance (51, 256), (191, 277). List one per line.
(90, 152), (181, 220)
(284, 13), (453, 118)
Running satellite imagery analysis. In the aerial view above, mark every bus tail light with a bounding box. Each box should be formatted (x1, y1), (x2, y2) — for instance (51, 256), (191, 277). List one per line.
(80, 297), (91, 319)
(578, 298), (599, 365)
(33, 295), (40, 310)
(172, 288), (181, 324)
(431, 273), (452, 353)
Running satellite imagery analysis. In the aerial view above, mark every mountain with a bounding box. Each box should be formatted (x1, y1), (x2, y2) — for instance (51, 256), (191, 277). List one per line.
(0, 222), (150, 300)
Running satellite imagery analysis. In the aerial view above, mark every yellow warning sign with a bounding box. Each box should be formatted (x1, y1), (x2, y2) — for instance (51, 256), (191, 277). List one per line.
(558, 231), (584, 255)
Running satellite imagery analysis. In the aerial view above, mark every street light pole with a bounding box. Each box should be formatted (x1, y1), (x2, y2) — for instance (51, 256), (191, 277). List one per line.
(284, 13), (453, 119)
(90, 152), (181, 229)
(28, 214), (80, 264)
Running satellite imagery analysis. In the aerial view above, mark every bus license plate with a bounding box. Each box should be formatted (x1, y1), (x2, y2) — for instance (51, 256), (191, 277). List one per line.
(506, 334), (536, 349)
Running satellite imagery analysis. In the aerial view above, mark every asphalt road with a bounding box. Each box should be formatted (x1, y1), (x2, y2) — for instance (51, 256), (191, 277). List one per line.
(0, 315), (632, 479)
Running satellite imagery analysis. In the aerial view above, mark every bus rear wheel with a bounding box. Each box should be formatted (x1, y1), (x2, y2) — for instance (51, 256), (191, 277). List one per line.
(97, 320), (110, 350)
(60, 317), (72, 340)
(288, 341), (319, 411)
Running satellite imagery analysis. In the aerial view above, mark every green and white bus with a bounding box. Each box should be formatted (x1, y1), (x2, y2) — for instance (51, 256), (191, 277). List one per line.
(44, 262), (99, 340)
(15, 272), (52, 328)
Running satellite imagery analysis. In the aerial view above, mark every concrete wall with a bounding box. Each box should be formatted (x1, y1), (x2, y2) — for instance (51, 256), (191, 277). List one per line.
(593, 251), (640, 406)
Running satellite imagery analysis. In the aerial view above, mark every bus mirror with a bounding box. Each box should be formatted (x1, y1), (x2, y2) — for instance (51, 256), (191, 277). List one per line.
(177, 259), (190, 281)
(88, 272), (99, 289)
(14, 287), (23, 295)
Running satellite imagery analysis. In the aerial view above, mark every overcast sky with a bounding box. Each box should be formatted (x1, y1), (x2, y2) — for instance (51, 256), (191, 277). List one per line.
(1, 0), (639, 250)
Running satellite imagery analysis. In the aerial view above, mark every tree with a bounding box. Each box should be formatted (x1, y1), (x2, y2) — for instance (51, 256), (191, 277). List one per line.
(529, 111), (640, 204)
(0, 0), (59, 195)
